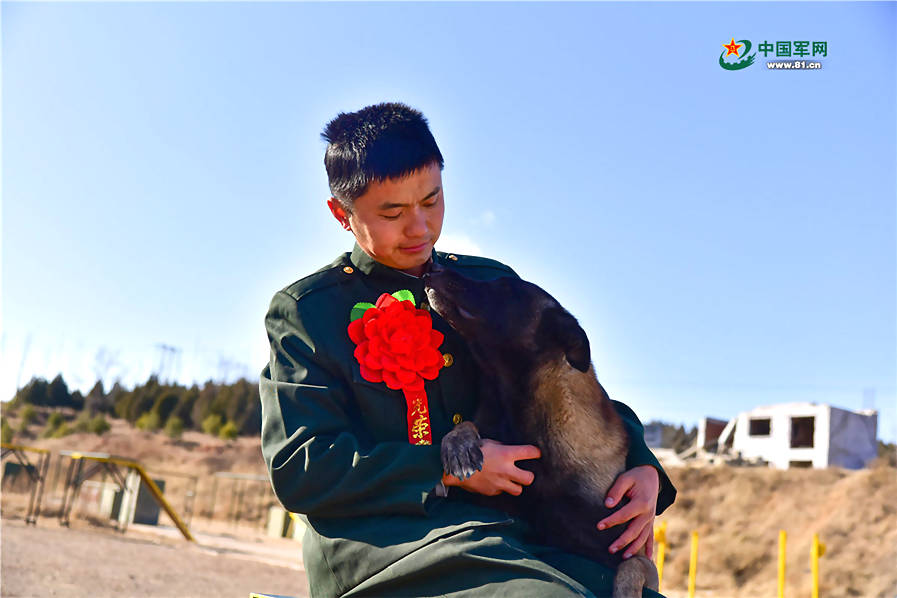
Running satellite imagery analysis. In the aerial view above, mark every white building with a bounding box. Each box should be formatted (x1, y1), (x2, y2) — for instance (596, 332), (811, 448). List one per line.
(716, 402), (878, 470)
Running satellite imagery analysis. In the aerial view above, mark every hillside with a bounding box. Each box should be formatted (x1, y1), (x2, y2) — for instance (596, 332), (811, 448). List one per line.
(658, 464), (896, 598)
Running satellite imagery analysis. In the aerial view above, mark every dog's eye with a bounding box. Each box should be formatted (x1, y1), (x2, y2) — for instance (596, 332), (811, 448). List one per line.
(457, 306), (476, 320)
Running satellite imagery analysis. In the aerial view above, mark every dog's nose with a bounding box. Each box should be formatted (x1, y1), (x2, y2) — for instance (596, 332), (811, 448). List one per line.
(423, 260), (444, 283)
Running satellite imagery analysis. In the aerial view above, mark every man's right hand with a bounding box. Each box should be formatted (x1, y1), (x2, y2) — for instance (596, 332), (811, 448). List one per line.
(442, 439), (540, 496)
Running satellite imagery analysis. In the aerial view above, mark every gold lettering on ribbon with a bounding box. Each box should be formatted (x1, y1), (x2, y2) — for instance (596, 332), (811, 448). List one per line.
(410, 414), (431, 444)
(408, 393), (432, 445)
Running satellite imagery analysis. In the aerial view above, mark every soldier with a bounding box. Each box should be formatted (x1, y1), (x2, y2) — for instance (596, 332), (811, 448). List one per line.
(260, 102), (676, 597)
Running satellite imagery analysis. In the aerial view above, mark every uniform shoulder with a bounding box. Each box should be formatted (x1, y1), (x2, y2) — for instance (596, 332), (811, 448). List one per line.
(277, 253), (354, 303)
(437, 251), (519, 278)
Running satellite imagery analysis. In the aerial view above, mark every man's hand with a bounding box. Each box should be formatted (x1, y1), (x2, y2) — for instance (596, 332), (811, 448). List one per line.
(596, 465), (660, 559)
(443, 439), (540, 496)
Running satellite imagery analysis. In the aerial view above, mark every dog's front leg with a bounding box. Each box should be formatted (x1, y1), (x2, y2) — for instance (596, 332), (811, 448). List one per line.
(441, 421), (484, 480)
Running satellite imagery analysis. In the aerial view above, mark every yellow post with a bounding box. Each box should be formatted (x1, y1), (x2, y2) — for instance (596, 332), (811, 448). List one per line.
(778, 530), (786, 598)
(654, 521), (667, 591)
(811, 533), (826, 598)
(688, 531), (698, 598)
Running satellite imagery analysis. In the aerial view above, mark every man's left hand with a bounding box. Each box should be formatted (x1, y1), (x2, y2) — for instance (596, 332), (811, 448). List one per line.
(596, 465), (660, 559)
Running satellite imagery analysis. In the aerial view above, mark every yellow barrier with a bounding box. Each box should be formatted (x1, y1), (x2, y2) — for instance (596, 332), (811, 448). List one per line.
(654, 521), (667, 591)
(648, 527), (826, 597)
(778, 529), (786, 598)
(1, 442), (51, 524)
(66, 453), (194, 542)
(1, 442), (50, 454)
(688, 531), (698, 598)
(110, 457), (195, 542)
(811, 533), (826, 598)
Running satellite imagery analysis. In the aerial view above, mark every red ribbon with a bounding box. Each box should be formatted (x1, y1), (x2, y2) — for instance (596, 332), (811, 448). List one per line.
(348, 292), (444, 445)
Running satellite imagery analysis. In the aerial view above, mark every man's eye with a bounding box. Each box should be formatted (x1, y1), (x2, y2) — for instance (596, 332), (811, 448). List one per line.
(423, 201), (437, 208)
(382, 213), (400, 220)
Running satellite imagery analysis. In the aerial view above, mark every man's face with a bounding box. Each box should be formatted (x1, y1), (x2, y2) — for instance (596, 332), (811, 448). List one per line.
(329, 162), (444, 276)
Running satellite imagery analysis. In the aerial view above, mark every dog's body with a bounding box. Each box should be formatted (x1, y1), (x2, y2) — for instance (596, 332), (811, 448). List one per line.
(424, 264), (658, 598)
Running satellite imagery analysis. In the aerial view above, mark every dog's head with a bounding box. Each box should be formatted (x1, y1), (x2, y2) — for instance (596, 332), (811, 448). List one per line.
(423, 263), (591, 375)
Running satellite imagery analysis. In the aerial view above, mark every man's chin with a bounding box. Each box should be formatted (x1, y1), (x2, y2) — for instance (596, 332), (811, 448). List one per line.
(392, 249), (433, 274)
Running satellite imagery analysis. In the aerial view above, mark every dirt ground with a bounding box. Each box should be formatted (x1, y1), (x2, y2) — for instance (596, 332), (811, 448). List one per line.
(1, 516), (308, 598)
(2, 419), (895, 598)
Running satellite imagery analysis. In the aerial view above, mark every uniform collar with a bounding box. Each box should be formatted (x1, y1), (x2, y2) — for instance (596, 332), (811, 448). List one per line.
(349, 242), (439, 283)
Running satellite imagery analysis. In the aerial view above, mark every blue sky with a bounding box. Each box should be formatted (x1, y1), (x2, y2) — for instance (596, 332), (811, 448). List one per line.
(3, 1), (895, 442)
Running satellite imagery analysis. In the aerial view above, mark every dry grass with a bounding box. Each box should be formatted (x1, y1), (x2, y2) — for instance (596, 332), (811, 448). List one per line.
(658, 463), (897, 597)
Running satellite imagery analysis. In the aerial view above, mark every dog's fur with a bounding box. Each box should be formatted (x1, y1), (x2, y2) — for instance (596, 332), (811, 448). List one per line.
(424, 263), (658, 598)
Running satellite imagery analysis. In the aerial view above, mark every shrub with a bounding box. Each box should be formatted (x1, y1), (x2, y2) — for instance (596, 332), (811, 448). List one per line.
(135, 411), (161, 431)
(73, 411), (92, 434)
(201, 414), (223, 437)
(164, 415), (184, 439)
(1, 417), (13, 444)
(51, 423), (72, 438)
(218, 421), (238, 441)
(89, 414), (111, 435)
(42, 411), (65, 438)
(20, 405), (37, 426)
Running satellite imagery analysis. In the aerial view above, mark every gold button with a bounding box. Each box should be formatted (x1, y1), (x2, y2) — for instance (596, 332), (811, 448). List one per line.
(442, 353), (454, 367)
(448, 254), (458, 261)
(452, 413), (463, 425)
(343, 266), (354, 274)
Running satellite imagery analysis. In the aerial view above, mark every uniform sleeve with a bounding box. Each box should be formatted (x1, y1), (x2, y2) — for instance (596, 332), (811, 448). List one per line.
(260, 290), (444, 519)
(611, 399), (677, 515)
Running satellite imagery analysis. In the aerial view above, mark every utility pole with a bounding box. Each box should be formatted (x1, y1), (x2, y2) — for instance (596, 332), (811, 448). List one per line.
(155, 344), (181, 384)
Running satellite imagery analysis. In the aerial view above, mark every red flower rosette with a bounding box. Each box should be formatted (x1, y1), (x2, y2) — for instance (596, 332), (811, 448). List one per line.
(347, 290), (445, 445)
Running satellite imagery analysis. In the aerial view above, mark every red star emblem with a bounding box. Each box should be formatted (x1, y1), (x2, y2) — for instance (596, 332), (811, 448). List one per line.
(723, 38), (743, 58)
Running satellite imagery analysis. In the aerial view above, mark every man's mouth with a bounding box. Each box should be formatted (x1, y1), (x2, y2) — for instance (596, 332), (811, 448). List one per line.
(399, 242), (429, 253)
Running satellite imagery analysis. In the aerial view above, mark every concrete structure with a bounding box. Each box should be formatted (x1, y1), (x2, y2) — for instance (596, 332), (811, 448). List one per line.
(115, 470), (165, 527)
(696, 417), (728, 451)
(717, 402), (877, 470)
(266, 505), (305, 541)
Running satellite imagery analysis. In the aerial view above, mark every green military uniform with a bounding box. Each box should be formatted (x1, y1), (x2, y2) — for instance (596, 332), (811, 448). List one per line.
(260, 244), (676, 598)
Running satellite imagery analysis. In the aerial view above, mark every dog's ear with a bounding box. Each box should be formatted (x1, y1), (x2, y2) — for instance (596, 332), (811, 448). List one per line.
(539, 307), (591, 373)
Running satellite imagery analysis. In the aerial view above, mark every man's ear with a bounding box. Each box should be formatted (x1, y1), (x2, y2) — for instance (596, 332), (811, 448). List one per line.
(327, 198), (351, 231)
(539, 307), (591, 373)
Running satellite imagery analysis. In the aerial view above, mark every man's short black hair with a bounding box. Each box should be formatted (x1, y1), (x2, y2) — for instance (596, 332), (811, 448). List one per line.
(322, 102), (444, 208)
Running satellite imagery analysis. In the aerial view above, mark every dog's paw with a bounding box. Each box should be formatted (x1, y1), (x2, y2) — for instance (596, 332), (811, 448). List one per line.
(441, 421), (484, 480)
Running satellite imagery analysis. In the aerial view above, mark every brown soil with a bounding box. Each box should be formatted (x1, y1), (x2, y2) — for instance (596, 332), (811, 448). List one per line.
(1, 517), (306, 598)
(2, 417), (895, 597)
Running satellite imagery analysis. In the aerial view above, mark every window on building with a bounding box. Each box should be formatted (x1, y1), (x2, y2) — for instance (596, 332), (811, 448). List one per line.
(790, 416), (815, 448)
(789, 460), (813, 468)
(749, 417), (771, 436)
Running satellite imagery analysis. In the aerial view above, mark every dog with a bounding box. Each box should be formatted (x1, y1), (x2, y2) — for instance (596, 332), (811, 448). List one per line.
(423, 262), (659, 598)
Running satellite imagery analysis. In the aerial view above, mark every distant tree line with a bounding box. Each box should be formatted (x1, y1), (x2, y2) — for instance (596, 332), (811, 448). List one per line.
(8, 374), (261, 440)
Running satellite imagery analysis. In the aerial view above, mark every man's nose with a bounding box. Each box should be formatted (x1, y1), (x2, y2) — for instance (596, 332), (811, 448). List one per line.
(405, 209), (428, 237)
